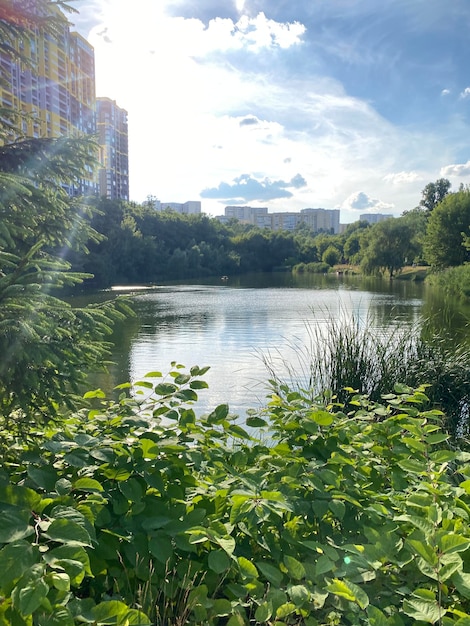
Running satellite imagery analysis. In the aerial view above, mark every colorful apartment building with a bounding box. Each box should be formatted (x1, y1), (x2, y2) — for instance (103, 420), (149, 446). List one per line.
(0, 2), (129, 200)
(96, 98), (129, 201)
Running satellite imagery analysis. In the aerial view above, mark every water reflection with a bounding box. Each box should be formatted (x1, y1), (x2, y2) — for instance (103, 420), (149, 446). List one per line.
(79, 273), (469, 416)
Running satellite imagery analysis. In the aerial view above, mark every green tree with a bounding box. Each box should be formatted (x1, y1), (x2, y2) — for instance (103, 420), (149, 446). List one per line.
(0, 6), (127, 426)
(424, 188), (470, 268)
(0, 137), (128, 425)
(322, 244), (341, 267)
(419, 177), (451, 213)
(360, 217), (417, 278)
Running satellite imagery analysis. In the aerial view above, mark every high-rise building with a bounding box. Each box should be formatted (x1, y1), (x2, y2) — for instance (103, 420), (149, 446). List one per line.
(0, 2), (129, 200)
(360, 213), (394, 224)
(96, 98), (129, 201)
(300, 208), (340, 234)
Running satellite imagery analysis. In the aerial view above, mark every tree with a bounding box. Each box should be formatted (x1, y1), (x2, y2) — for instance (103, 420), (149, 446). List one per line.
(419, 177), (451, 213)
(424, 188), (470, 268)
(322, 244), (341, 267)
(0, 7), (127, 426)
(360, 217), (418, 278)
(0, 137), (130, 425)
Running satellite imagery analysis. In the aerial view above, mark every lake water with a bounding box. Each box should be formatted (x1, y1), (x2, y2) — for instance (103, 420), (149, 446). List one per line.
(86, 272), (469, 416)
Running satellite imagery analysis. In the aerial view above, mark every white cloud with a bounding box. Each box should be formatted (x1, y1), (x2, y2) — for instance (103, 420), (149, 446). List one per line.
(459, 87), (470, 99)
(440, 160), (470, 177)
(342, 191), (394, 212)
(441, 88), (451, 96)
(71, 0), (469, 220)
(383, 171), (421, 185)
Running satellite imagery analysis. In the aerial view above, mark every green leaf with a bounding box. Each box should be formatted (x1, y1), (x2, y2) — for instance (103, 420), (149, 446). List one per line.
(397, 459), (427, 474)
(154, 383), (177, 396)
(207, 404), (229, 425)
(43, 606), (75, 626)
(212, 599), (232, 617)
(12, 576), (49, 616)
(208, 549), (230, 573)
(310, 410), (334, 426)
(123, 609), (152, 625)
(256, 561), (284, 586)
(246, 416), (268, 428)
(190, 380), (209, 389)
(0, 541), (38, 592)
(0, 510), (34, 543)
(92, 600), (130, 624)
(55, 478), (72, 495)
(237, 556), (258, 579)
(276, 602), (296, 619)
(45, 519), (92, 547)
(255, 602), (273, 622)
(215, 535), (236, 556)
(148, 533), (173, 564)
(288, 584), (309, 607)
(367, 605), (390, 626)
(315, 554), (335, 576)
(283, 556), (305, 580)
(50, 571), (70, 591)
(73, 477), (104, 492)
(403, 597), (443, 623)
(439, 534), (470, 554)
(0, 486), (41, 511)
(326, 579), (369, 609)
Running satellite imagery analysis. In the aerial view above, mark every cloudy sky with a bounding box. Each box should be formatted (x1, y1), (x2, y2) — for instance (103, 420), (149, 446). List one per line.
(70, 0), (470, 222)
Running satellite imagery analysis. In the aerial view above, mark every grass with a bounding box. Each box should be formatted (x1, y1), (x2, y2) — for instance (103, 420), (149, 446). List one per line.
(262, 307), (470, 438)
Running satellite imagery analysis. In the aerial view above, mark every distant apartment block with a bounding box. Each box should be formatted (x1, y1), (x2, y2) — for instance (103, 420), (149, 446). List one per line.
(300, 208), (340, 233)
(225, 205), (269, 228)
(222, 206), (340, 233)
(360, 213), (394, 224)
(96, 98), (129, 201)
(0, 2), (129, 200)
(149, 199), (202, 215)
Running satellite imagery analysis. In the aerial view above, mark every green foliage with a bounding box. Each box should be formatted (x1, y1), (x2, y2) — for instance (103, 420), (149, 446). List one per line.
(2, 369), (470, 624)
(263, 311), (470, 437)
(419, 178), (452, 213)
(322, 245), (341, 267)
(360, 218), (418, 278)
(424, 190), (470, 269)
(0, 136), (131, 424)
(293, 261), (330, 274)
(426, 265), (470, 301)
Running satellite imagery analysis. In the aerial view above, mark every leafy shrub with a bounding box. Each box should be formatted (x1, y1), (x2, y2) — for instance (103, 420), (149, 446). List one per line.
(2, 368), (470, 624)
(293, 262), (330, 274)
(426, 265), (470, 301)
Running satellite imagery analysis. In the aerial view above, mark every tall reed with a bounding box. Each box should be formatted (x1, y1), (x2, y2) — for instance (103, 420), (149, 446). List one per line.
(262, 307), (470, 437)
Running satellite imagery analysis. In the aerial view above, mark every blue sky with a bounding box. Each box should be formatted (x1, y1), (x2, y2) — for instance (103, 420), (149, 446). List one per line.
(72, 0), (470, 222)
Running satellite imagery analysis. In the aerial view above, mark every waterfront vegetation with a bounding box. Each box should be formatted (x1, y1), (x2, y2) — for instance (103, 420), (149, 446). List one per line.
(3, 369), (470, 624)
(2, 4), (470, 624)
(67, 189), (470, 300)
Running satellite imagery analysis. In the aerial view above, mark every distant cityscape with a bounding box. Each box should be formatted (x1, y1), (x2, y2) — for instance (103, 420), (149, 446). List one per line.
(0, 3), (393, 232)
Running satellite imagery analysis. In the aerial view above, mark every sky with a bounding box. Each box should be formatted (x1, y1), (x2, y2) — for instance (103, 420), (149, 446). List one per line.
(70, 0), (470, 222)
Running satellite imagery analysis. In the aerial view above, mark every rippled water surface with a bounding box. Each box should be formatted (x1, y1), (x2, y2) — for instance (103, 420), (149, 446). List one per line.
(88, 272), (468, 416)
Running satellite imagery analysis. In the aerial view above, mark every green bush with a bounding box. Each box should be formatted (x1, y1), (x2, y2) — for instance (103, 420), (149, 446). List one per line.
(2, 367), (470, 624)
(426, 265), (470, 301)
(293, 262), (330, 274)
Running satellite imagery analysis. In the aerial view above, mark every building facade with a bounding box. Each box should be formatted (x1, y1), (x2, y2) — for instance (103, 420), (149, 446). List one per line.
(222, 206), (341, 233)
(96, 98), (129, 201)
(0, 2), (129, 200)
(359, 213), (394, 224)
(149, 199), (202, 214)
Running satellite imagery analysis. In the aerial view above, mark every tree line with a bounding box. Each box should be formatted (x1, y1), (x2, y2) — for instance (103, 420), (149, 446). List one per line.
(68, 179), (470, 288)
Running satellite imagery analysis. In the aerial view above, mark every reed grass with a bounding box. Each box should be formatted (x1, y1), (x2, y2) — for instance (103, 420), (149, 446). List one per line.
(262, 307), (470, 437)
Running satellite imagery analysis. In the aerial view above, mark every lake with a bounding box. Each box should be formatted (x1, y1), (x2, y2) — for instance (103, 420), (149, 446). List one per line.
(85, 272), (469, 416)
